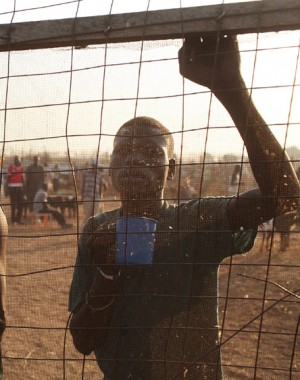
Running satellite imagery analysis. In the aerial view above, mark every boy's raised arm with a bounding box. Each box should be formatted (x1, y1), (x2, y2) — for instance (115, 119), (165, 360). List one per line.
(178, 34), (300, 229)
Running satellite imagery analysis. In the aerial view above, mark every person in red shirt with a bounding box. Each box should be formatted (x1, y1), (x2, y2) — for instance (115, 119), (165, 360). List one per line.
(7, 156), (25, 225)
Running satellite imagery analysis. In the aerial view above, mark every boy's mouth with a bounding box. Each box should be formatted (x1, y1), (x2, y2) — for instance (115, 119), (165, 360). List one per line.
(119, 169), (148, 180)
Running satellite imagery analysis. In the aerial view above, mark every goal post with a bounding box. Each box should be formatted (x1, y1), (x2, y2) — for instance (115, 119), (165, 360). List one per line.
(0, 0), (299, 52)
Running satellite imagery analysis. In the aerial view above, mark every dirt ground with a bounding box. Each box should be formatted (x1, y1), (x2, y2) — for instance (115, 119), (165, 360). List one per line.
(1, 197), (299, 380)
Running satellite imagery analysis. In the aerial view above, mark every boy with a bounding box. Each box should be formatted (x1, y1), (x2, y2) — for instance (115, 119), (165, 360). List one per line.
(68, 35), (299, 379)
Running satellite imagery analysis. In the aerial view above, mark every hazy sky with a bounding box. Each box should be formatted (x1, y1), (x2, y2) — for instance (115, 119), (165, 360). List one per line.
(0, 0), (299, 162)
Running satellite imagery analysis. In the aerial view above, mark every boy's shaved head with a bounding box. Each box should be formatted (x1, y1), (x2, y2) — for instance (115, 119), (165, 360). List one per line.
(115, 116), (174, 158)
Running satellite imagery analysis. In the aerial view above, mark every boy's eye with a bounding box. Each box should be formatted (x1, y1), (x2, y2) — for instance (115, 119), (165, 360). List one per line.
(144, 144), (162, 155)
(114, 143), (164, 158)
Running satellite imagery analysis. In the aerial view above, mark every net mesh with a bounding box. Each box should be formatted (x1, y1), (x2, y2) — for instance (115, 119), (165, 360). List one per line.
(0, 1), (299, 379)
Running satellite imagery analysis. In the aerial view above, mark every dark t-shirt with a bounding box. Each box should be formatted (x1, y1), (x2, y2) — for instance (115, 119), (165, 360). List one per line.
(26, 164), (44, 193)
(69, 199), (257, 379)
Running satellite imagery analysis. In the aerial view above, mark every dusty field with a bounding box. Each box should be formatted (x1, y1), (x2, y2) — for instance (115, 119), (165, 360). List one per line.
(1, 197), (299, 380)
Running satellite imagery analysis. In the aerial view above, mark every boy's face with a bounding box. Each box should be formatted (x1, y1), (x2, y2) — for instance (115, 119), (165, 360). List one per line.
(109, 125), (172, 198)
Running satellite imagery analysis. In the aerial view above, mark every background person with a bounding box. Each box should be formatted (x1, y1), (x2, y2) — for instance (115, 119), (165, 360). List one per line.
(52, 164), (60, 193)
(7, 156), (25, 226)
(68, 35), (299, 380)
(81, 159), (107, 221)
(273, 211), (297, 252)
(33, 183), (72, 229)
(228, 164), (242, 195)
(43, 162), (53, 192)
(180, 176), (197, 203)
(25, 156), (44, 214)
(260, 211), (297, 252)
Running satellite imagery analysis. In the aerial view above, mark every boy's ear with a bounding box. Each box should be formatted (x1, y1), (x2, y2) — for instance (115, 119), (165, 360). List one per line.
(167, 158), (176, 180)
